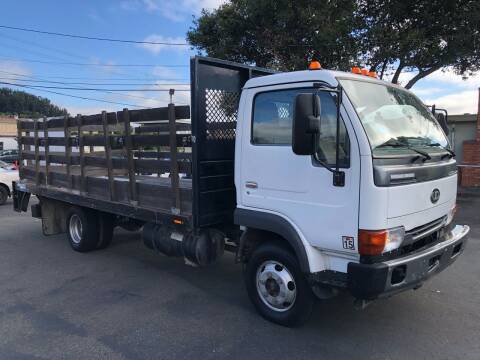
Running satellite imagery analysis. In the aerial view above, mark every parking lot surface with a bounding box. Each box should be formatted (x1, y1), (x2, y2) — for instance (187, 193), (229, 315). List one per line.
(0, 194), (479, 360)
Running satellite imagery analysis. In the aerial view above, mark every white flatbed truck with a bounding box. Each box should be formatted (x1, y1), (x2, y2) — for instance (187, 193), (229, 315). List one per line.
(13, 57), (469, 326)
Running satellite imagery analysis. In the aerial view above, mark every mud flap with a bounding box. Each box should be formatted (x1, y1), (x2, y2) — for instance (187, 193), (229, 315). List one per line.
(12, 181), (30, 213)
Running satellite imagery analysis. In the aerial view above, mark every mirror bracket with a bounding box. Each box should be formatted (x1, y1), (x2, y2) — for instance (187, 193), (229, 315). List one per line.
(333, 170), (345, 187)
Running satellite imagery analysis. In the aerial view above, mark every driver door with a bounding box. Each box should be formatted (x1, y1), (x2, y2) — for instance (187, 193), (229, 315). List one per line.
(239, 84), (360, 254)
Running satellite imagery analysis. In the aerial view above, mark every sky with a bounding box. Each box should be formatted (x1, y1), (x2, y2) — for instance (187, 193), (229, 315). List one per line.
(0, 0), (478, 116)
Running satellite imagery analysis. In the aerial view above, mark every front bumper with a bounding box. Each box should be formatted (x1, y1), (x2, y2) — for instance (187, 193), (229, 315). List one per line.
(348, 225), (470, 300)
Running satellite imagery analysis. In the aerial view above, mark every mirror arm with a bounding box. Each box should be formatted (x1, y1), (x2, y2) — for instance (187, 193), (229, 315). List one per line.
(334, 86), (345, 187)
(311, 85), (345, 187)
(335, 87), (341, 174)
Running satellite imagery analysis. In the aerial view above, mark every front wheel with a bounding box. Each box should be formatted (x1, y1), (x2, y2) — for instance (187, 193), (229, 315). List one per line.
(244, 242), (314, 327)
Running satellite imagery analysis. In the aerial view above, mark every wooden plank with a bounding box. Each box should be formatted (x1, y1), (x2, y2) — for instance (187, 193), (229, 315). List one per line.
(33, 119), (40, 186)
(135, 159), (191, 174)
(126, 106), (190, 123)
(20, 108), (189, 130)
(102, 111), (115, 201)
(45, 112), (117, 129)
(19, 120), (44, 130)
(78, 114), (86, 194)
(21, 137), (68, 146)
(82, 135), (108, 147)
(123, 108), (137, 203)
(21, 152), (191, 174)
(20, 137), (35, 146)
(134, 123), (191, 133)
(43, 117), (50, 186)
(169, 103), (181, 212)
(134, 151), (192, 160)
(45, 117), (73, 129)
(132, 134), (191, 147)
(63, 114), (72, 189)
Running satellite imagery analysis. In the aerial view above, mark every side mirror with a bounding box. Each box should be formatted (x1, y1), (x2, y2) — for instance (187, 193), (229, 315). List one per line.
(435, 112), (449, 135)
(292, 93), (321, 155)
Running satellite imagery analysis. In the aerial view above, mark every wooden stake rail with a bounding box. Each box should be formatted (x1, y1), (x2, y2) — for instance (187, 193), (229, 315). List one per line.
(17, 105), (192, 217)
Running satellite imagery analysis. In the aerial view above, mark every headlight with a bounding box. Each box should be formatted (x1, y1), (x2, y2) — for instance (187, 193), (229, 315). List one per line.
(384, 226), (405, 252)
(358, 226), (405, 256)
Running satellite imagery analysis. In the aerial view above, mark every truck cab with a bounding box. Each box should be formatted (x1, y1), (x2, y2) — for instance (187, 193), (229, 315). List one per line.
(234, 64), (469, 325)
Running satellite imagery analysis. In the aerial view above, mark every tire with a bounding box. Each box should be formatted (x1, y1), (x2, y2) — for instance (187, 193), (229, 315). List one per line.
(96, 213), (115, 249)
(0, 186), (8, 205)
(66, 207), (99, 252)
(244, 242), (315, 327)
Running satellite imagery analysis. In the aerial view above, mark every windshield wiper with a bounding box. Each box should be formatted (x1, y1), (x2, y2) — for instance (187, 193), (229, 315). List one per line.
(427, 143), (455, 158)
(375, 138), (431, 161)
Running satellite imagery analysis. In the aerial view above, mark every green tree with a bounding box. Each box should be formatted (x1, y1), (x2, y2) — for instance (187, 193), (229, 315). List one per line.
(187, 0), (480, 88)
(187, 0), (360, 71)
(0, 88), (68, 118)
(356, 0), (480, 88)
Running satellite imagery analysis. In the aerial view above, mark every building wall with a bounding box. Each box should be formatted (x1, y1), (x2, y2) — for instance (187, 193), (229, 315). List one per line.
(449, 119), (476, 164)
(0, 116), (17, 137)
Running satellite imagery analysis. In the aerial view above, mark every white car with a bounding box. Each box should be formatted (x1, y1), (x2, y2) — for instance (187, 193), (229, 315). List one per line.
(0, 160), (19, 205)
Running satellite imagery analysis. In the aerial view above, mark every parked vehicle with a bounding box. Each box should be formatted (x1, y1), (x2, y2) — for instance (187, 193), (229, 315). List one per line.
(0, 161), (19, 205)
(0, 149), (19, 164)
(12, 57), (469, 326)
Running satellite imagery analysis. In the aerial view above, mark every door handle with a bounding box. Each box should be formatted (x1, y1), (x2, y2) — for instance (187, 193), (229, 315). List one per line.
(245, 181), (258, 189)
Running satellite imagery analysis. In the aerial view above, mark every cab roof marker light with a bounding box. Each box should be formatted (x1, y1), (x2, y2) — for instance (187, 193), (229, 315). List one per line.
(308, 61), (322, 70)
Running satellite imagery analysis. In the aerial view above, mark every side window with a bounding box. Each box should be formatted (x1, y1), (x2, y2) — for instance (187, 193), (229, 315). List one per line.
(252, 90), (296, 145)
(251, 88), (350, 167)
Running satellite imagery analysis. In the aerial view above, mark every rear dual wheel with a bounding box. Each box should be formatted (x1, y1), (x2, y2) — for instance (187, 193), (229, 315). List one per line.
(66, 207), (115, 252)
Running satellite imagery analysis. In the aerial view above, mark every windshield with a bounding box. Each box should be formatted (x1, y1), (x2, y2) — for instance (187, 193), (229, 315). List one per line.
(339, 79), (449, 154)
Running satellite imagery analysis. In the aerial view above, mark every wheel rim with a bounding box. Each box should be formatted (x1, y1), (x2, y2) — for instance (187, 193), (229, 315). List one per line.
(256, 260), (297, 312)
(69, 214), (83, 244)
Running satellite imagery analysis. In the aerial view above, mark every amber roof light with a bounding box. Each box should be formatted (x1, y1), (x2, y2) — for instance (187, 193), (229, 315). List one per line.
(308, 61), (322, 70)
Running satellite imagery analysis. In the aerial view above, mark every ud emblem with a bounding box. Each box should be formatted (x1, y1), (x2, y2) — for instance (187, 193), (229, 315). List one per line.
(431, 188), (440, 204)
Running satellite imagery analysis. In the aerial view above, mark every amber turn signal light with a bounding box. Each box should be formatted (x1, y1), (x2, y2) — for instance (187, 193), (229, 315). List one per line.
(358, 229), (387, 256)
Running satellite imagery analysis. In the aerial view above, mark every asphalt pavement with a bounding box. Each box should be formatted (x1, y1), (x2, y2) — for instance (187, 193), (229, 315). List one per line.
(0, 195), (479, 360)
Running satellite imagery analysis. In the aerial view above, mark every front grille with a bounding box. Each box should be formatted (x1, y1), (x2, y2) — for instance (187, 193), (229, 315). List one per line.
(397, 216), (447, 256)
(405, 216), (446, 241)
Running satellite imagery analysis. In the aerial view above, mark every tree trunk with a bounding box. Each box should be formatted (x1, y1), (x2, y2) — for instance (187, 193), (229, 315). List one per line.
(379, 59), (388, 80)
(391, 61), (404, 84)
(405, 66), (441, 89)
